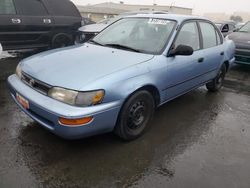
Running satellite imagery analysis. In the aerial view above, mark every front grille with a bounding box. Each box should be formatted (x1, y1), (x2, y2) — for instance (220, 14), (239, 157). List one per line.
(21, 72), (51, 95)
(235, 48), (250, 57)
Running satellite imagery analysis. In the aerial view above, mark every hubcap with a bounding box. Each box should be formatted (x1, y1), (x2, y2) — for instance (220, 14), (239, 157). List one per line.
(128, 101), (146, 130)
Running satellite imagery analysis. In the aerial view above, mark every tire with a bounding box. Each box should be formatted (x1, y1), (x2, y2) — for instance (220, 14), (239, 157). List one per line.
(115, 90), (155, 141)
(206, 64), (227, 92)
(51, 33), (73, 49)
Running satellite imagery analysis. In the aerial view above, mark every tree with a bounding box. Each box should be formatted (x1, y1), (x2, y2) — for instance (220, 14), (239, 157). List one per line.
(230, 15), (243, 23)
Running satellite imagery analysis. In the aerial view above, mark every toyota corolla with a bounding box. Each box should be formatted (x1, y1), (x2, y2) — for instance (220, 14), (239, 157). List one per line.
(8, 14), (235, 140)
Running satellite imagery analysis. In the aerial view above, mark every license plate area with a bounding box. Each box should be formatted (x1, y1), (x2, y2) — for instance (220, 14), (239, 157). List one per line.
(16, 93), (29, 109)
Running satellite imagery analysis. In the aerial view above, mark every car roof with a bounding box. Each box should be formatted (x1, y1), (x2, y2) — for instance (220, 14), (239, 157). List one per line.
(125, 13), (207, 23)
(215, 21), (236, 25)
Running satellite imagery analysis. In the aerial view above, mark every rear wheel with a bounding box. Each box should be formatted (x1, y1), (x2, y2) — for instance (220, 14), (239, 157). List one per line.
(115, 90), (155, 141)
(206, 64), (227, 92)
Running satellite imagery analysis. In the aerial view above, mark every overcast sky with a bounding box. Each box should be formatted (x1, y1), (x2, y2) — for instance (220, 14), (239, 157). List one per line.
(71, 0), (250, 15)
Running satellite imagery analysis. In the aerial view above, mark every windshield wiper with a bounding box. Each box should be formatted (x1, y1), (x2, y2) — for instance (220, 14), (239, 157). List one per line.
(88, 40), (104, 46)
(104, 43), (142, 53)
(238, 30), (249, 33)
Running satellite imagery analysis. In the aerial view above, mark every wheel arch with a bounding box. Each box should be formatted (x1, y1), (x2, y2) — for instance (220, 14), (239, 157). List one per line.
(122, 84), (161, 109)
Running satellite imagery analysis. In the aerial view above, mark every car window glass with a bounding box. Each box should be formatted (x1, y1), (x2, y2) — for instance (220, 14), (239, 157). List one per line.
(46, 0), (79, 17)
(222, 24), (229, 31)
(175, 22), (200, 51)
(93, 18), (176, 54)
(200, 22), (217, 48)
(15, 0), (48, 16)
(239, 22), (250, 33)
(229, 24), (235, 30)
(0, 0), (16, 14)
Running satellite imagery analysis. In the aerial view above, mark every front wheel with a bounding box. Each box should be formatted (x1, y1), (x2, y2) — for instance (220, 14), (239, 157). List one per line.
(51, 33), (73, 49)
(114, 91), (155, 141)
(206, 64), (227, 92)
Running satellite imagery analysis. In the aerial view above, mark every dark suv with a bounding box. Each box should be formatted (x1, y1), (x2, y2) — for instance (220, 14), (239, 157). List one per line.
(0, 0), (82, 51)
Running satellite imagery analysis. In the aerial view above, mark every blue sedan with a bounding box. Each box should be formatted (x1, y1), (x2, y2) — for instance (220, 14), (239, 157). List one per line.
(8, 14), (235, 140)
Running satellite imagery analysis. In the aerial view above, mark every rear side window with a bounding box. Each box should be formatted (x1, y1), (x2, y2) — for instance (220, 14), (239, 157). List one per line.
(175, 22), (200, 51)
(14, 0), (48, 16)
(46, 0), (80, 17)
(0, 0), (16, 14)
(199, 22), (217, 49)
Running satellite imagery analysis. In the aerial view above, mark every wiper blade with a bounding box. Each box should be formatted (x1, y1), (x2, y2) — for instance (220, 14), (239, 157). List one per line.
(238, 30), (249, 33)
(104, 43), (142, 53)
(88, 40), (104, 46)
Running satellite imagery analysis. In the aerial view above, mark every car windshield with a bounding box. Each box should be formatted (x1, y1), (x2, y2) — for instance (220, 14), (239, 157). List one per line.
(239, 22), (250, 33)
(91, 18), (176, 54)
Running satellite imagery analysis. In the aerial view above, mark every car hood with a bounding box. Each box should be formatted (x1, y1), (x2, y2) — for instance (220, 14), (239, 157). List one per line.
(78, 23), (108, 33)
(21, 44), (154, 90)
(228, 32), (250, 48)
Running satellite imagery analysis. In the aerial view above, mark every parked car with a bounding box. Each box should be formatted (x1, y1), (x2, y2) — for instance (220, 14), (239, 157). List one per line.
(215, 21), (236, 37)
(236, 22), (245, 30)
(79, 11), (168, 43)
(81, 17), (95, 26)
(0, 0), (82, 51)
(8, 14), (235, 140)
(227, 21), (250, 65)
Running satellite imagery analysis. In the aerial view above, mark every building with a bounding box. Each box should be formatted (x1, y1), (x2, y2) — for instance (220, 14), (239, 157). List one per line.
(77, 2), (193, 22)
(203, 12), (250, 23)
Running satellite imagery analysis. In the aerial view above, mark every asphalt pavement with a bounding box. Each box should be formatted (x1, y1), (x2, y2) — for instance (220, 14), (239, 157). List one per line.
(0, 54), (250, 188)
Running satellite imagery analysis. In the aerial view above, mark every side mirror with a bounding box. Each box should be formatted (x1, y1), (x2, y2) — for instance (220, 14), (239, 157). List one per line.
(168, 45), (194, 57)
(233, 28), (239, 32)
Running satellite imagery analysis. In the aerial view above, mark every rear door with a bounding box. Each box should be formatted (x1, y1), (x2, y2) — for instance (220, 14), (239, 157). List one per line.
(44, 0), (81, 33)
(0, 0), (22, 50)
(197, 21), (225, 81)
(13, 0), (54, 47)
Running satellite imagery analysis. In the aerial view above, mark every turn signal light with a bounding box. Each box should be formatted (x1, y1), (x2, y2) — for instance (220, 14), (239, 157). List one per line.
(59, 117), (93, 127)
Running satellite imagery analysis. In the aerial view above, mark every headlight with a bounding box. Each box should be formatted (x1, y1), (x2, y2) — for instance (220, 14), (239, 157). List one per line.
(48, 87), (105, 107)
(16, 63), (22, 79)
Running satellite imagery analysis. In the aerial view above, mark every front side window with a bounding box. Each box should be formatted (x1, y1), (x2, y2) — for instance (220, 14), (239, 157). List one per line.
(199, 22), (217, 49)
(174, 22), (200, 51)
(15, 0), (48, 16)
(92, 18), (176, 54)
(229, 24), (235, 31)
(0, 0), (16, 14)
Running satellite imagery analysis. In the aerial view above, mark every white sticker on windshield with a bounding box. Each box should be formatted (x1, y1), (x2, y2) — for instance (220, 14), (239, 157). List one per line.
(148, 18), (170, 25)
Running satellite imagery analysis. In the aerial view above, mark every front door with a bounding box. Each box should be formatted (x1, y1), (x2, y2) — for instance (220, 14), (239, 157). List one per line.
(164, 21), (205, 101)
(198, 21), (225, 82)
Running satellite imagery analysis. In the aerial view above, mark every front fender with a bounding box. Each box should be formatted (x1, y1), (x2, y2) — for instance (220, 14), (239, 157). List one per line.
(224, 39), (236, 65)
(79, 59), (162, 104)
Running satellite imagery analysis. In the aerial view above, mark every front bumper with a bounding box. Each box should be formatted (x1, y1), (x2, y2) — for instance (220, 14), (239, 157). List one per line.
(8, 75), (122, 139)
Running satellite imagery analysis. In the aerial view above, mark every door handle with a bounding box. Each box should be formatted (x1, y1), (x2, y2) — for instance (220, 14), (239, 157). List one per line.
(11, 18), (21, 24)
(43, 18), (51, 24)
(198, 57), (204, 63)
(220, 52), (224, 56)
